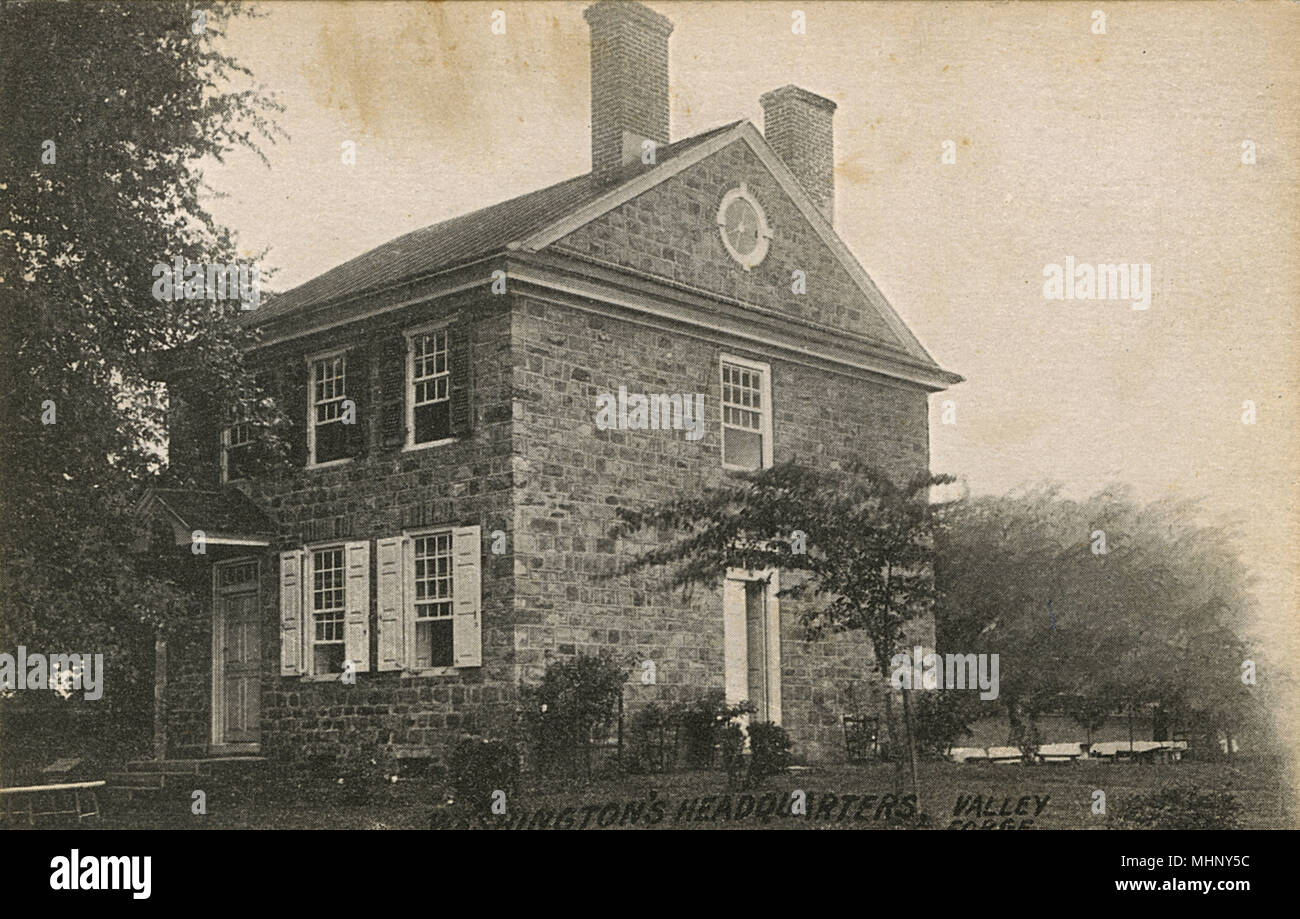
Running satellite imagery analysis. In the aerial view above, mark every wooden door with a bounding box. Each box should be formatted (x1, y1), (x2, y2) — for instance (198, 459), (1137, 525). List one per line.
(214, 562), (261, 749)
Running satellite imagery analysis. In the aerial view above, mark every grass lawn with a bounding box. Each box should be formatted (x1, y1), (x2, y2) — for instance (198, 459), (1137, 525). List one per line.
(77, 755), (1293, 830)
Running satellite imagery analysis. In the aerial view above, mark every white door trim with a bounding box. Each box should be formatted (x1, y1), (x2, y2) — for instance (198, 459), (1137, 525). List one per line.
(723, 568), (782, 725)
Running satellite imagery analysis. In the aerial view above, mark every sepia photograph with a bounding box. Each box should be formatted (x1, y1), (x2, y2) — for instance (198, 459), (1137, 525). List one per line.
(1, 0), (1296, 897)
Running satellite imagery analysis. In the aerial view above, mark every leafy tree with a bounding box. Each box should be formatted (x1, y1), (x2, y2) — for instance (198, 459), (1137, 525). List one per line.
(0, 1), (284, 744)
(933, 485), (1272, 754)
(614, 460), (953, 802)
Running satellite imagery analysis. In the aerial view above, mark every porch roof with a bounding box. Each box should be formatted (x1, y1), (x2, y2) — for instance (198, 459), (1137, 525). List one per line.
(138, 488), (274, 548)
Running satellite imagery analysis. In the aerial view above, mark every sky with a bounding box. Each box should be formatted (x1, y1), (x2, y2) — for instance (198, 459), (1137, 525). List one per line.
(202, 1), (1299, 668)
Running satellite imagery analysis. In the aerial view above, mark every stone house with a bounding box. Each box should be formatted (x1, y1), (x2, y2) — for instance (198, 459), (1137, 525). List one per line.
(143, 0), (960, 767)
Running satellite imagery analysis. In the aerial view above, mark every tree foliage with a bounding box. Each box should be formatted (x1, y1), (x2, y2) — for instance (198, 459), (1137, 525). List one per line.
(615, 461), (953, 673)
(0, 1), (284, 714)
(932, 485), (1273, 747)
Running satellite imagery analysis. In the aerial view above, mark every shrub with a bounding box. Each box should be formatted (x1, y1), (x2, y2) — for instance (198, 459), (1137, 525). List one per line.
(331, 737), (399, 804)
(1109, 784), (1243, 829)
(912, 691), (980, 759)
(625, 703), (672, 774)
(447, 735), (520, 814)
(745, 721), (792, 784)
(718, 722), (746, 787)
(676, 691), (754, 769)
(520, 651), (629, 779)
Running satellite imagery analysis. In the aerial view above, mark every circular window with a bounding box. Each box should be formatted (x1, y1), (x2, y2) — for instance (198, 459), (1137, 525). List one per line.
(716, 184), (772, 270)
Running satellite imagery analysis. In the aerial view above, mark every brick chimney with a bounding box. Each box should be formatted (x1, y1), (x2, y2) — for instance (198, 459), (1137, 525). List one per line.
(584, 1), (673, 180)
(760, 85), (837, 224)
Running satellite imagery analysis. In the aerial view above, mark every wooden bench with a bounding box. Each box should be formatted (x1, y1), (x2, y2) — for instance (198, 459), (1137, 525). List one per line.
(0, 780), (105, 826)
(1037, 743), (1085, 764)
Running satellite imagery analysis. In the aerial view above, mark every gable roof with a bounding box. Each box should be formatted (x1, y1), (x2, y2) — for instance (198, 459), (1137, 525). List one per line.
(137, 488), (275, 546)
(248, 122), (742, 325)
(248, 119), (958, 386)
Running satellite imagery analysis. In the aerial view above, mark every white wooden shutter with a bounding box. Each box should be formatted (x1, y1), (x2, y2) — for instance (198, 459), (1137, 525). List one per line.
(722, 574), (748, 707)
(344, 540), (370, 673)
(452, 525), (482, 668)
(279, 549), (305, 676)
(376, 537), (405, 671)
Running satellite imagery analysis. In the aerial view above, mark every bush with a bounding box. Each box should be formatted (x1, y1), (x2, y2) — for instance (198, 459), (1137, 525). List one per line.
(447, 735), (519, 814)
(745, 721), (792, 784)
(625, 703), (672, 774)
(912, 691), (980, 759)
(520, 651), (629, 779)
(332, 737), (399, 804)
(676, 691), (754, 769)
(1109, 784), (1243, 829)
(718, 721), (746, 787)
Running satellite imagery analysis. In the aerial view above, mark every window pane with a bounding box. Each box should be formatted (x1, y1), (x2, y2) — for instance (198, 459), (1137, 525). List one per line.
(313, 643), (345, 676)
(723, 427), (762, 470)
(315, 419), (348, 463)
(414, 400), (450, 444)
(415, 619), (454, 669)
(226, 444), (252, 480)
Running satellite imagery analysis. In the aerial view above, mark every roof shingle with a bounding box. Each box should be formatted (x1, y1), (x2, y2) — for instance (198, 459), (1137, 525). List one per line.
(248, 122), (744, 325)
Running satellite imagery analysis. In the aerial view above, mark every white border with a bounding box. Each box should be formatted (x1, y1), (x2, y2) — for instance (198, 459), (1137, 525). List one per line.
(304, 347), (352, 469)
(719, 352), (774, 471)
(716, 183), (773, 270)
(723, 567), (782, 726)
(402, 319), (458, 453)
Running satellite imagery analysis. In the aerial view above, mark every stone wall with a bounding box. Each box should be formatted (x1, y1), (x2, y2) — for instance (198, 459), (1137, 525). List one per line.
(163, 290), (520, 761)
(509, 289), (933, 761)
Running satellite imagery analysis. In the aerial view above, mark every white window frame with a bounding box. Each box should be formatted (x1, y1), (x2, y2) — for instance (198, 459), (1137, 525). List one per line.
(719, 354), (773, 471)
(220, 418), (254, 484)
(308, 544), (347, 677)
(404, 321), (456, 452)
(406, 527), (455, 672)
(306, 347), (352, 469)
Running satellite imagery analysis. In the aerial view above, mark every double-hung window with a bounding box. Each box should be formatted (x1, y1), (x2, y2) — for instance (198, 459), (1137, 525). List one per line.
(279, 542), (370, 679)
(222, 417), (253, 482)
(407, 327), (451, 447)
(310, 547), (346, 675)
(720, 355), (773, 470)
(412, 532), (454, 668)
(309, 352), (349, 465)
(373, 526), (482, 673)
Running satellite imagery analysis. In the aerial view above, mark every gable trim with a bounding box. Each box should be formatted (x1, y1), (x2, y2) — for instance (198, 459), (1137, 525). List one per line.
(516, 121), (944, 371)
(515, 122), (750, 252)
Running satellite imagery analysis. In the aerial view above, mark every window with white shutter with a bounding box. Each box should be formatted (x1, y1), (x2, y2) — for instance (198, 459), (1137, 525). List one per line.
(375, 527), (482, 672)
